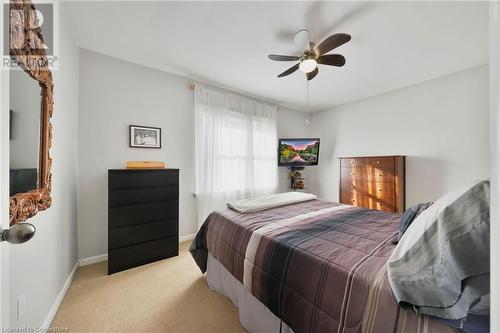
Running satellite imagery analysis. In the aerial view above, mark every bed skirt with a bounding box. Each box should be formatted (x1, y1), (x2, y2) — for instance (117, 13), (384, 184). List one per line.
(207, 253), (294, 333)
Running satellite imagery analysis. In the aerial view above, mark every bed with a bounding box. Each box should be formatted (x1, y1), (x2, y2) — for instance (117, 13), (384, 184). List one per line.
(190, 199), (460, 333)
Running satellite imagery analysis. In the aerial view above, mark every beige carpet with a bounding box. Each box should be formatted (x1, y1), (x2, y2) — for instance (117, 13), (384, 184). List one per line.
(51, 241), (246, 333)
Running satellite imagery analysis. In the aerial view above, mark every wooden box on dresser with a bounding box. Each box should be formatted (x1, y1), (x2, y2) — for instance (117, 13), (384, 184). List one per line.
(108, 169), (179, 274)
(339, 156), (405, 213)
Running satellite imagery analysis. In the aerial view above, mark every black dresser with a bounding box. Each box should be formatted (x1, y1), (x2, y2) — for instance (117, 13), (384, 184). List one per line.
(108, 169), (179, 274)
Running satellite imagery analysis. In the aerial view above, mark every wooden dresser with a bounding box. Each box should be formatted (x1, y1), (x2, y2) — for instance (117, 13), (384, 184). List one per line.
(108, 169), (179, 274)
(339, 156), (405, 213)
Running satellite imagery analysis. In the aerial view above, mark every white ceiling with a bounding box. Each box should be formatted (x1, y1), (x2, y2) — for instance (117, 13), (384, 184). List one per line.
(63, 1), (489, 112)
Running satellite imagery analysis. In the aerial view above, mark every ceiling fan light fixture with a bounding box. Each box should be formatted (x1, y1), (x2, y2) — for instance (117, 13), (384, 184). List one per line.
(269, 33), (351, 80)
(299, 58), (317, 73)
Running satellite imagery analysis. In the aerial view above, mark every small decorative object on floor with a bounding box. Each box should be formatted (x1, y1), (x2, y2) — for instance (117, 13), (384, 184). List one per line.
(290, 170), (305, 190)
(126, 161), (165, 169)
(129, 125), (161, 148)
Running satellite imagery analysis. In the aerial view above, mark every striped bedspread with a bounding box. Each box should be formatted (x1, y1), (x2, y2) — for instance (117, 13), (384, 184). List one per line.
(190, 199), (458, 333)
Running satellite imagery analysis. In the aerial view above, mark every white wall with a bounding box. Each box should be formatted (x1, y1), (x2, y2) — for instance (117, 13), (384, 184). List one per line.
(77, 49), (196, 259)
(77, 49), (306, 259)
(309, 65), (490, 206)
(8, 9), (79, 328)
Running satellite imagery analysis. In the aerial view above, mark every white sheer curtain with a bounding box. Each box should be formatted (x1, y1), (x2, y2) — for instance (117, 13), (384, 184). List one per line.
(195, 84), (278, 227)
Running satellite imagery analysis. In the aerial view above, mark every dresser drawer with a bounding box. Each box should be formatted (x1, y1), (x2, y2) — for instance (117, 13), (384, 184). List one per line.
(109, 170), (179, 190)
(342, 167), (395, 183)
(365, 157), (395, 169)
(108, 236), (178, 274)
(109, 219), (178, 250)
(365, 167), (394, 183)
(366, 198), (395, 212)
(340, 158), (365, 168)
(109, 186), (178, 207)
(341, 181), (394, 199)
(341, 167), (367, 182)
(109, 201), (179, 228)
(341, 193), (395, 212)
(340, 192), (367, 207)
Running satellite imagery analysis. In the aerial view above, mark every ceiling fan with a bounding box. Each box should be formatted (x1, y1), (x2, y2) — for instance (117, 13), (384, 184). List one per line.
(268, 30), (351, 81)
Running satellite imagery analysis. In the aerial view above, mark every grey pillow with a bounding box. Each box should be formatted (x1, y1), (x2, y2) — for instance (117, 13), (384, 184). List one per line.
(393, 202), (433, 243)
(387, 180), (490, 320)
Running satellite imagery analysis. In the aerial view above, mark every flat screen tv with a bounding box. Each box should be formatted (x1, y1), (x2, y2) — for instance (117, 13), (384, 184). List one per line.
(278, 138), (320, 167)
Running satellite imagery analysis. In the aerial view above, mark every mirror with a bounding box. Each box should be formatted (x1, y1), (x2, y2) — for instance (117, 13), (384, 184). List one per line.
(9, 70), (42, 196)
(9, 0), (54, 225)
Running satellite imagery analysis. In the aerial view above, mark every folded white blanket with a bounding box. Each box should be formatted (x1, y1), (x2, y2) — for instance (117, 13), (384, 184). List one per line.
(227, 192), (317, 213)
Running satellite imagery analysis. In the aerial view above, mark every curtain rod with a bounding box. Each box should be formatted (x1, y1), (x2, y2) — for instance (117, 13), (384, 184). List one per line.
(188, 82), (278, 110)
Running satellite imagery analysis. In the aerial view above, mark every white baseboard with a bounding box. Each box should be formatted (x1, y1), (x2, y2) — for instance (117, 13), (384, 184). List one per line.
(78, 253), (108, 266)
(179, 233), (196, 242)
(78, 234), (196, 267)
(41, 262), (79, 329)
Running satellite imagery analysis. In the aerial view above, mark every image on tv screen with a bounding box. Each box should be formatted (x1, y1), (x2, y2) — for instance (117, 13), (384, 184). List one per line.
(279, 138), (320, 165)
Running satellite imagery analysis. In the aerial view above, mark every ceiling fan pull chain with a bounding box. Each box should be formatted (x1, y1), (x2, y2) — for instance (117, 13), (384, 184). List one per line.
(306, 80), (310, 125)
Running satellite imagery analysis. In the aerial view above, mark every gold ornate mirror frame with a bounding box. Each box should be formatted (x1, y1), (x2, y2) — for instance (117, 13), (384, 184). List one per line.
(9, 0), (54, 225)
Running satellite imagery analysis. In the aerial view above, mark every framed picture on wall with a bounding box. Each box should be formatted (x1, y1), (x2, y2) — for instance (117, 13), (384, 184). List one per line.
(129, 125), (161, 149)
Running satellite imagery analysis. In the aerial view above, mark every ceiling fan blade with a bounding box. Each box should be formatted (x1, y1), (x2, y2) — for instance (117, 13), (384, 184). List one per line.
(278, 63), (300, 78)
(317, 54), (346, 67)
(314, 33), (351, 56)
(268, 54), (301, 61)
(306, 67), (318, 81)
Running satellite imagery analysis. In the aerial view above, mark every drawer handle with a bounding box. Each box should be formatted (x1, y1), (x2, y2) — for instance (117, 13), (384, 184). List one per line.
(351, 173), (355, 176)
(350, 185), (355, 189)
(378, 174), (382, 177)
(379, 189), (382, 192)
(351, 199), (355, 202)
(376, 161), (381, 164)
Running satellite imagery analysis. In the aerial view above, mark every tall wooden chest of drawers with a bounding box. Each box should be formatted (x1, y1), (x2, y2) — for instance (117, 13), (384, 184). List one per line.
(339, 156), (405, 213)
(108, 169), (179, 274)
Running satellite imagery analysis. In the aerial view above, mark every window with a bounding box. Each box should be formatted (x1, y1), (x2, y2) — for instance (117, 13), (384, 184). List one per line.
(195, 85), (278, 227)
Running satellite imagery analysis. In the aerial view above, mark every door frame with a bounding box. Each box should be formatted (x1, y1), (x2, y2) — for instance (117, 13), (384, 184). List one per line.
(0, 60), (11, 328)
(490, 2), (500, 332)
